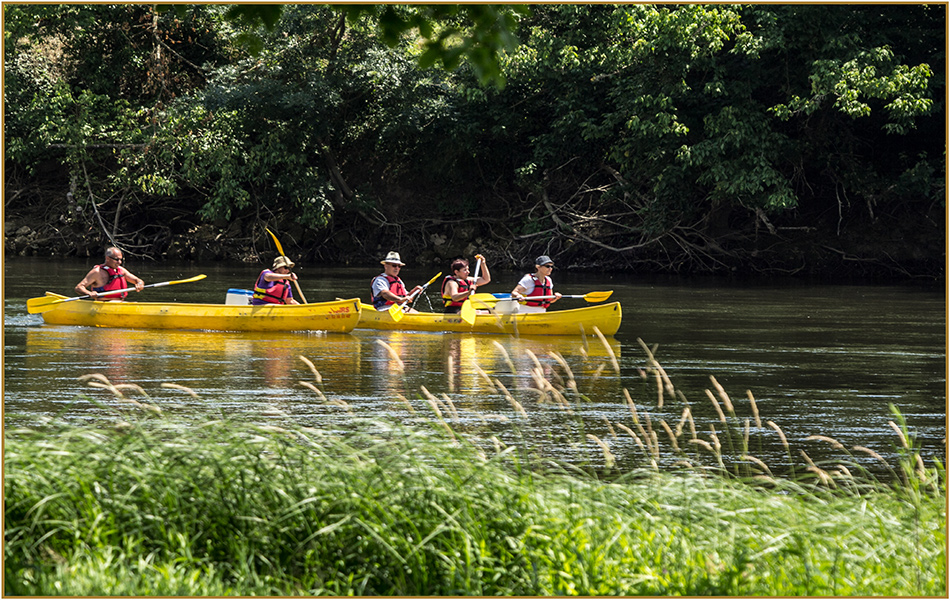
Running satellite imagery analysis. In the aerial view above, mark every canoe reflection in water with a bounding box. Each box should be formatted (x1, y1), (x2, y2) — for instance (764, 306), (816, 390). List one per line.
(23, 323), (620, 423)
(23, 326), (363, 412)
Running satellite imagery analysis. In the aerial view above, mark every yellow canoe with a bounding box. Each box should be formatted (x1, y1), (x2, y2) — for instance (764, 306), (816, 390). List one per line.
(357, 301), (622, 336)
(37, 293), (362, 333)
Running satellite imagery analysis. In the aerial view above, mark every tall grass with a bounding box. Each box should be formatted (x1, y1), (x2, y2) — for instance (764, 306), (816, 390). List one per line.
(4, 340), (946, 596)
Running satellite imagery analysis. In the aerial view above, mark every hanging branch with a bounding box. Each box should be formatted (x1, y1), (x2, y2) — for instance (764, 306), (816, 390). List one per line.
(81, 161), (120, 249)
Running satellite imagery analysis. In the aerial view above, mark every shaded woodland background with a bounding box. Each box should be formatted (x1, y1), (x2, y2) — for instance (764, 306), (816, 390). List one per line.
(4, 4), (945, 279)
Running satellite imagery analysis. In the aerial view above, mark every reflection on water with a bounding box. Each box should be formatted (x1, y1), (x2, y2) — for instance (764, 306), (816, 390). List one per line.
(4, 257), (945, 475)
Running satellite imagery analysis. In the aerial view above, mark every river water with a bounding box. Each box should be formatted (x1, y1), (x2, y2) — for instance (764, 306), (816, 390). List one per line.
(4, 256), (946, 477)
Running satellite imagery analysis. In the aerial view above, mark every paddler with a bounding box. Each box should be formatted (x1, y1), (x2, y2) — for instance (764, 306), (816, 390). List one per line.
(371, 251), (422, 312)
(510, 255), (561, 313)
(74, 247), (145, 301)
(251, 255), (300, 305)
(441, 254), (491, 314)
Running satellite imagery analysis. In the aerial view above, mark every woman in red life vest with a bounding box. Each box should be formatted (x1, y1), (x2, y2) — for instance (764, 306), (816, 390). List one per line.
(252, 255), (300, 305)
(441, 254), (491, 314)
(371, 251), (422, 311)
(74, 247), (145, 300)
(511, 255), (561, 313)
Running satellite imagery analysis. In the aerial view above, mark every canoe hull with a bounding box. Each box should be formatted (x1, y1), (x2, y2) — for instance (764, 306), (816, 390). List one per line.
(357, 302), (622, 336)
(39, 295), (362, 333)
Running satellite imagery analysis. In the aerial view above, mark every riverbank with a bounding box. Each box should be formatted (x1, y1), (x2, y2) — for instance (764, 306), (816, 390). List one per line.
(4, 197), (944, 282)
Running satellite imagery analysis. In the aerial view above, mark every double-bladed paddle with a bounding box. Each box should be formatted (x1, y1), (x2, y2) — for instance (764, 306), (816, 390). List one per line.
(388, 271), (442, 322)
(26, 274), (208, 314)
(469, 290), (613, 304)
(264, 227), (307, 304)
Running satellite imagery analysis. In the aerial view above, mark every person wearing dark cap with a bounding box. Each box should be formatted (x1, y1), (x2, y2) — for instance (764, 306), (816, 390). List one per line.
(371, 251), (422, 311)
(511, 255), (561, 313)
(251, 255), (300, 305)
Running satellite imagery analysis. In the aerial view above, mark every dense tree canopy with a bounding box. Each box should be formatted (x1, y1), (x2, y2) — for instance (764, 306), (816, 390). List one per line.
(4, 4), (944, 278)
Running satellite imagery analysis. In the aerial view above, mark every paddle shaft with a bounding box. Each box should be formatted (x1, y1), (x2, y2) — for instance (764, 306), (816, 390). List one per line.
(471, 291), (611, 303)
(458, 257), (484, 325)
(392, 271), (442, 316)
(471, 257), (482, 292)
(27, 275), (207, 314)
(68, 277), (204, 301)
(405, 271), (442, 306)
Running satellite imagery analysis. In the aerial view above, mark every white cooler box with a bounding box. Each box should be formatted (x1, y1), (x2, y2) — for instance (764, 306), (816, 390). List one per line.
(492, 299), (521, 314)
(225, 288), (253, 305)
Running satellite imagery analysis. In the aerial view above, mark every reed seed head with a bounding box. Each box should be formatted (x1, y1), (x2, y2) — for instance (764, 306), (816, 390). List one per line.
(375, 340), (404, 371)
(805, 435), (846, 451)
(594, 326), (620, 374)
(297, 355), (322, 383)
(746, 390), (761, 428)
(161, 382), (199, 398)
(705, 389), (727, 423)
(887, 420), (909, 448)
(767, 420), (790, 451)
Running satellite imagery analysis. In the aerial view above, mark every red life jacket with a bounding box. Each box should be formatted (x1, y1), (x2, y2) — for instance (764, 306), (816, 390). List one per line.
(93, 264), (129, 300)
(440, 275), (471, 309)
(524, 274), (553, 308)
(371, 274), (407, 309)
(252, 270), (292, 304)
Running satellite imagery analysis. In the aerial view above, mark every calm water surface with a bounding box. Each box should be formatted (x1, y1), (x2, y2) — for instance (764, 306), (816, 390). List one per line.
(4, 257), (945, 474)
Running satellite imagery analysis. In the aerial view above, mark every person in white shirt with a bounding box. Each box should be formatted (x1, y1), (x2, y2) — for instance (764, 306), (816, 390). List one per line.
(511, 255), (561, 313)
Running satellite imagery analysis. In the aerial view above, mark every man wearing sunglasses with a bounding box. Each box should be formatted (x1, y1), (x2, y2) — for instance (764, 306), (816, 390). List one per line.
(74, 247), (145, 301)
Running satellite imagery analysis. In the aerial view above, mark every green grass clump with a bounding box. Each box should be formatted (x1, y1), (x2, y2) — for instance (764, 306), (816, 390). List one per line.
(5, 411), (946, 596)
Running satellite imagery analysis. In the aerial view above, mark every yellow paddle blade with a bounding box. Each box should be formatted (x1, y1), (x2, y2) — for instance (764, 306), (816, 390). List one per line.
(582, 290), (613, 302)
(460, 299), (476, 324)
(26, 294), (66, 313)
(387, 302), (404, 322)
(264, 228), (286, 256)
(469, 293), (502, 303)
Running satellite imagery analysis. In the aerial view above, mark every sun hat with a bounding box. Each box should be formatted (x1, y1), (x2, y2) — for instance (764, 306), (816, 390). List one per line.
(381, 251), (406, 265)
(535, 255), (554, 267)
(273, 255), (295, 269)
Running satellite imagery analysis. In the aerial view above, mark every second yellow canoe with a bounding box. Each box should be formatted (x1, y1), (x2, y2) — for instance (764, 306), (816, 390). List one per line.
(357, 301), (622, 336)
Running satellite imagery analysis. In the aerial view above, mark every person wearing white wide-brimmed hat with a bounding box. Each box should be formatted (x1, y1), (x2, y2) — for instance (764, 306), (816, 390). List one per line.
(511, 255), (561, 313)
(251, 255), (300, 305)
(371, 251), (422, 311)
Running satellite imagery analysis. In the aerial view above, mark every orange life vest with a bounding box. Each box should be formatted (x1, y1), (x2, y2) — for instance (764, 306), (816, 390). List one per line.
(371, 274), (407, 309)
(252, 270), (292, 304)
(93, 264), (129, 300)
(524, 274), (553, 308)
(441, 275), (471, 310)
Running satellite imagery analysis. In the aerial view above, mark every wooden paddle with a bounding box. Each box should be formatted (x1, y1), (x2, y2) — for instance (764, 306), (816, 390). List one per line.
(469, 290), (613, 304)
(459, 256), (484, 325)
(26, 274), (208, 314)
(387, 271), (442, 322)
(264, 227), (307, 304)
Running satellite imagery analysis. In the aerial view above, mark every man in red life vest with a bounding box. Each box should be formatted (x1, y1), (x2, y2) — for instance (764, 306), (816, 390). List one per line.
(511, 255), (562, 313)
(441, 254), (491, 314)
(371, 251), (422, 311)
(252, 255), (300, 305)
(74, 247), (145, 300)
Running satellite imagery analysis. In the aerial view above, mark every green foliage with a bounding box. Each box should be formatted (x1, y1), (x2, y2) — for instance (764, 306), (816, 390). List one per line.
(772, 46), (934, 134)
(3, 3), (943, 263)
(340, 4), (530, 88)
